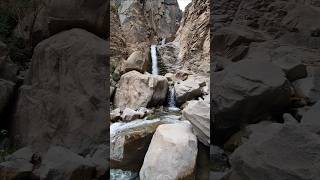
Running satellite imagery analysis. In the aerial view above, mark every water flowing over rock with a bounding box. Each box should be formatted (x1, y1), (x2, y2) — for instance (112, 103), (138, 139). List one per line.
(139, 122), (198, 180)
(150, 45), (159, 75)
(110, 119), (163, 170)
(114, 71), (168, 109)
(182, 99), (210, 146)
(13, 29), (107, 154)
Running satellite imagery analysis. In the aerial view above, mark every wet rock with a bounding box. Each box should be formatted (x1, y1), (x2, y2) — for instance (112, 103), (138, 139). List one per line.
(140, 122), (198, 180)
(114, 71), (168, 109)
(13, 29), (107, 154)
(182, 99), (210, 146)
(110, 119), (163, 170)
(121, 108), (144, 122)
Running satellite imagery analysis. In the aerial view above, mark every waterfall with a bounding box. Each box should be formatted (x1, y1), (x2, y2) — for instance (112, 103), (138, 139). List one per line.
(168, 86), (180, 112)
(150, 45), (159, 75)
(161, 38), (166, 45)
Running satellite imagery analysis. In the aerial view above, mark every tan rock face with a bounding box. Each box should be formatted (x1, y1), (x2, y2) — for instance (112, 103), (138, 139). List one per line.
(114, 71), (168, 109)
(175, 0), (210, 74)
(121, 50), (150, 74)
(139, 122), (198, 180)
(13, 29), (107, 154)
(182, 99), (210, 146)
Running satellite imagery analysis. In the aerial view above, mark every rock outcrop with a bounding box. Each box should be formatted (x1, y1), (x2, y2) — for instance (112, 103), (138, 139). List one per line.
(175, 0), (210, 74)
(13, 29), (107, 154)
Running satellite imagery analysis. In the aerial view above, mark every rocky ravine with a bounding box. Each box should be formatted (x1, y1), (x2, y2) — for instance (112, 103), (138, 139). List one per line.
(110, 0), (210, 179)
(212, 0), (320, 179)
(0, 0), (108, 179)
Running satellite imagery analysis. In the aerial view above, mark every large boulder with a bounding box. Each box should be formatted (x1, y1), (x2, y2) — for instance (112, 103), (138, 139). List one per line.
(229, 121), (320, 180)
(114, 71), (168, 109)
(174, 75), (207, 106)
(182, 99), (210, 146)
(139, 122), (198, 180)
(110, 119), (163, 170)
(121, 50), (149, 74)
(48, 0), (108, 37)
(293, 76), (320, 104)
(213, 60), (291, 136)
(13, 29), (107, 154)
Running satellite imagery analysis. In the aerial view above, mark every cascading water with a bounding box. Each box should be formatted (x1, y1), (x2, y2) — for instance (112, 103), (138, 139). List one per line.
(168, 86), (180, 112)
(150, 45), (159, 75)
(161, 38), (166, 45)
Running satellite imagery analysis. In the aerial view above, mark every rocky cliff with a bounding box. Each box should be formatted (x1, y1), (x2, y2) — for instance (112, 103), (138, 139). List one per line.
(212, 0), (320, 179)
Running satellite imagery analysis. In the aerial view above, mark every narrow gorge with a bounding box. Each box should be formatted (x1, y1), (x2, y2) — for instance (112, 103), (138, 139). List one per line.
(110, 0), (210, 179)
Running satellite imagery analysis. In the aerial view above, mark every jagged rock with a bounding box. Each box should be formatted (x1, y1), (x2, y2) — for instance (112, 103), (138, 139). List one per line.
(121, 50), (149, 74)
(140, 122), (198, 180)
(48, 0), (108, 37)
(175, 0), (210, 74)
(110, 119), (163, 170)
(213, 24), (267, 62)
(0, 79), (15, 115)
(13, 29), (107, 154)
(182, 99), (210, 146)
(230, 122), (320, 180)
(34, 146), (95, 180)
(111, 108), (121, 122)
(121, 108), (144, 122)
(114, 71), (168, 109)
(213, 60), (291, 134)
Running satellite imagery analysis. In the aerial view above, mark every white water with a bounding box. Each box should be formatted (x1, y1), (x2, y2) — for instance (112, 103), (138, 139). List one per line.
(161, 38), (166, 45)
(168, 86), (180, 112)
(110, 169), (137, 180)
(151, 45), (159, 75)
